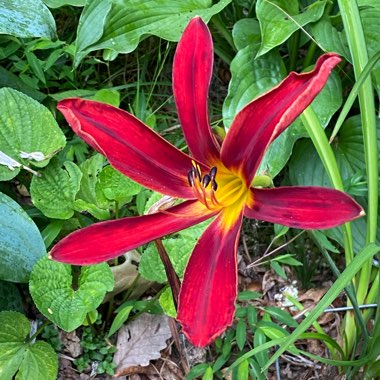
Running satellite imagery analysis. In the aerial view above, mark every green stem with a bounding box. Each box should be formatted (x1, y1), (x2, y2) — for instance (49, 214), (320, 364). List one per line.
(27, 320), (51, 343)
(338, 0), (378, 357)
(288, 30), (300, 71)
(300, 108), (354, 264)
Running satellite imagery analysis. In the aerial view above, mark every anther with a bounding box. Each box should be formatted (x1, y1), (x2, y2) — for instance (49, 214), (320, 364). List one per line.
(211, 179), (218, 191)
(187, 170), (194, 187)
(209, 166), (217, 180)
(202, 174), (211, 188)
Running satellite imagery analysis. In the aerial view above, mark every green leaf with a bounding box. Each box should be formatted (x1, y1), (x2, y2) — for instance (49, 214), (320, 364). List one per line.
(0, 311), (58, 380)
(312, 17), (351, 61)
(0, 88), (66, 181)
(0, 281), (23, 312)
(256, 0), (327, 57)
(263, 243), (380, 370)
(43, 0), (86, 7)
(41, 220), (64, 249)
(273, 254), (303, 266)
(97, 165), (142, 204)
(107, 305), (133, 337)
(93, 89), (120, 107)
(0, 192), (46, 283)
(29, 256), (114, 331)
(236, 319), (247, 351)
(74, 0), (232, 66)
(270, 261), (287, 280)
(253, 329), (268, 369)
(159, 287), (177, 318)
(139, 237), (194, 283)
(139, 220), (210, 283)
(232, 18), (262, 51)
(0, 67), (46, 102)
(263, 306), (298, 327)
(237, 290), (262, 301)
(30, 159), (82, 219)
(0, 0), (56, 38)
(237, 359), (249, 380)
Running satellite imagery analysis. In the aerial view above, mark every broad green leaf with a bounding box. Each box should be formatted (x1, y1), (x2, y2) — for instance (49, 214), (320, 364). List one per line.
(74, 0), (232, 66)
(97, 165), (142, 204)
(77, 153), (105, 205)
(139, 237), (194, 283)
(0, 281), (23, 312)
(0, 88), (66, 180)
(93, 88), (120, 107)
(29, 257), (114, 331)
(263, 243), (380, 370)
(256, 0), (326, 57)
(30, 159), (82, 219)
(312, 17), (351, 61)
(158, 287), (177, 318)
(237, 359), (249, 380)
(232, 18), (261, 51)
(0, 192), (46, 283)
(139, 220), (210, 283)
(0, 0), (56, 39)
(0, 311), (58, 380)
(43, 0), (85, 7)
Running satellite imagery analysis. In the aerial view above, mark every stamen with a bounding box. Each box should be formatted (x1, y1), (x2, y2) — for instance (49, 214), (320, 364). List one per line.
(210, 166), (217, 180)
(187, 170), (194, 186)
(202, 174), (211, 188)
(211, 179), (218, 191)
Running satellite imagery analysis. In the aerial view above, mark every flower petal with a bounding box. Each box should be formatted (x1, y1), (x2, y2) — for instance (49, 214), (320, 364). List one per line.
(177, 211), (243, 347)
(50, 200), (217, 265)
(58, 98), (195, 198)
(245, 187), (364, 229)
(221, 53), (341, 185)
(173, 16), (220, 164)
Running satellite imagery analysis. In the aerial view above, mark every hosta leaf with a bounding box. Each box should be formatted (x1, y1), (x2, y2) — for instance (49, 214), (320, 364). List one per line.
(312, 18), (351, 61)
(0, 88), (66, 181)
(29, 257), (114, 331)
(0, 192), (45, 283)
(139, 220), (210, 283)
(0, 281), (23, 312)
(139, 237), (194, 283)
(232, 18), (261, 51)
(43, 0), (85, 7)
(74, 0), (232, 66)
(256, 0), (326, 57)
(0, 0), (56, 39)
(30, 159), (82, 219)
(0, 311), (58, 380)
(97, 165), (142, 204)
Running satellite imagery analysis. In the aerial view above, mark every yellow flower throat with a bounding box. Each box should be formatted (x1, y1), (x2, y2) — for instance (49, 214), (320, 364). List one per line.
(187, 160), (250, 221)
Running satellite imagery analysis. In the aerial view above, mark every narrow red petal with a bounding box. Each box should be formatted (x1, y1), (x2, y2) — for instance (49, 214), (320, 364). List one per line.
(173, 17), (220, 164)
(50, 200), (217, 265)
(58, 98), (196, 198)
(245, 187), (364, 229)
(177, 211), (243, 347)
(221, 53), (341, 185)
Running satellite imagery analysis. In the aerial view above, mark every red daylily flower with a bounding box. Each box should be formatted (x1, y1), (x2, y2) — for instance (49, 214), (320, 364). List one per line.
(51, 17), (364, 347)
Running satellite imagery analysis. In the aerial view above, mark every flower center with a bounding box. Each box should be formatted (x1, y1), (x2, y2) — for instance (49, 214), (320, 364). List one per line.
(187, 160), (247, 211)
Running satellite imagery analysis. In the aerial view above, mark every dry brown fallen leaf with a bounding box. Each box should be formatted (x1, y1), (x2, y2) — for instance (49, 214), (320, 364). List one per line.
(113, 313), (172, 377)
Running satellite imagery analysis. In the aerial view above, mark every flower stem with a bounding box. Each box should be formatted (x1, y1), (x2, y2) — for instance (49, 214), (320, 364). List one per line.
(154, 239), (180, 308)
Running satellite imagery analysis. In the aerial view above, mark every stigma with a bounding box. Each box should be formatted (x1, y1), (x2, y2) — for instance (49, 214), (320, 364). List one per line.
(187, 161), (221, 210)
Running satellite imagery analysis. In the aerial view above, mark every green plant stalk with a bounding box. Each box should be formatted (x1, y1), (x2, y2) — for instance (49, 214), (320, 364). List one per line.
(301, 107), (357, 355)
(300, 108), (354, 263)
(210, 14), (236, 53)
(338, 0), (379, 357)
